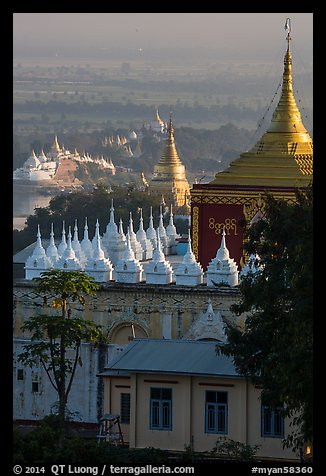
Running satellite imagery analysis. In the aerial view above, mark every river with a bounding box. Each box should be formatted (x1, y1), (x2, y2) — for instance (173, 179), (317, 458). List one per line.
(13, 182), (58, 230)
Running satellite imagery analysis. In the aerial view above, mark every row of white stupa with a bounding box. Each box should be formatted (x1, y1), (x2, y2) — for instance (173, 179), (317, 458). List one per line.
(25, 202), (258, 286)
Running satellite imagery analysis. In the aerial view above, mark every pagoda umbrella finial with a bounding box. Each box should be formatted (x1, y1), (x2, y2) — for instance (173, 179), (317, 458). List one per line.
(284, 17), (291, 41)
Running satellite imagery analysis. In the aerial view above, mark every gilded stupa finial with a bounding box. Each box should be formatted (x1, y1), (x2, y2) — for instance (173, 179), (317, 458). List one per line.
(163, 112), (180, 162)
(284, 17), (291, 42)
(251, 16), (310, 138)
(149, 111), (190, 210)
(168, 111), (174, 139)
(155, 108), (161, 122)
(52, 134), (61, 152)
(209, 17), (313, 187)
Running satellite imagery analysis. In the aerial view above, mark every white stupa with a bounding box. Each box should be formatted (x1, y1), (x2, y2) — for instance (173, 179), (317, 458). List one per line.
(156, 206), (170, 255)
(114, 234), (144, 284)
(206, 228), (239, 287)
(145, 231), (173, 285)
(45, 223), (59, 266)
(118, 218), (126, 242)
(72, 219), (87, 266)
(146, 206), (157, 249)
(126, 212), (143, 261)
(57, 221), (67, 256)
(106, 218), (127, 266)
(147, 108), (167, 133)
(136, 209), (153, 261)
(165, 205), (180, 255)
(102, 199), (119, 257)
(37, 149), (48, 164)
(91, 219), (104, 252)
(175, 230), (203, 286)
(80, 217), (94, 260)
(84, 227), (114, 282)
(25, 225), (53, 279)
(56, 226), (81, 271)
(25, 149), (40, 169)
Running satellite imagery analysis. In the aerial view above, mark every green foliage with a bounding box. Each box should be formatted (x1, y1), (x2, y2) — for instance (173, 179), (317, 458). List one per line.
(32, 269), (99, 305)
(218, 185), (313, 451)
(212, 437), (260, 462)
(13, 185), (163, 254)
(211, 280), (230, 287)
(18, 313), (105, 370)
(13, 418), (166, 465)
(13, 416), (65, 464)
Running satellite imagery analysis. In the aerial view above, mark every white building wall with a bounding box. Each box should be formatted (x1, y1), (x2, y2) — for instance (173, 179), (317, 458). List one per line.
(162, 313), (172, 339)
(13, 340), (100, 423)
(13, 281), (241, 425)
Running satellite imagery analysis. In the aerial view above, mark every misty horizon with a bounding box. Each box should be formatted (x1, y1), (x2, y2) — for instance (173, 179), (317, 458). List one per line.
(13, 13), (313, 67)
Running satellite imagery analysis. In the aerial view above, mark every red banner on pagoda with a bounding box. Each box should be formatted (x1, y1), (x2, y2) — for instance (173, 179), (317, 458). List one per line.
(192, 202), (245, 271)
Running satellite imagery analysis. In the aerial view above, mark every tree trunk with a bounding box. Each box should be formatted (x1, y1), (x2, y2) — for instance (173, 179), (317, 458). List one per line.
(58, 298), (67, 428)
(58, 337), (66, 427)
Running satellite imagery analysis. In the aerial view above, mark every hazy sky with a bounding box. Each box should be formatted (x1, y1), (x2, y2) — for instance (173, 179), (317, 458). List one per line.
(13, 12), (313, 59)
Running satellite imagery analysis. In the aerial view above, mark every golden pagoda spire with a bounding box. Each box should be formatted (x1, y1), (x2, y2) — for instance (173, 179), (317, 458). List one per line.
(266, 18), (307, 135)
(160, 112), (183, 165)
(51, 135), (61, 153)
(149, 112), (190, 210)
(140, 171), (149, 189)
(54, 135), (60, 150)
(246, 18), (313, 156)
(155, 108), (161, 122)
(209, 18), (313, 187)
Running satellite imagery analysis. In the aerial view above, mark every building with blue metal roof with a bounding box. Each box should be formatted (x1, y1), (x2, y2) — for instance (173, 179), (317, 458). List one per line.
(100, 338), (299, 462)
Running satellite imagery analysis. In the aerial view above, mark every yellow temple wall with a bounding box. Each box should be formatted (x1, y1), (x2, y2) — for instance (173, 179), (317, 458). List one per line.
(13, 281), (242, 343)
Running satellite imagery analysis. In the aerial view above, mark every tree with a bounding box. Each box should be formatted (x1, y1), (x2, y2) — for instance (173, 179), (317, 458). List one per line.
(218, 185), (313, 452)
(13, 184), (164, 254)
(211, 437), (260, 462)
(18, 270), (108, 427)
